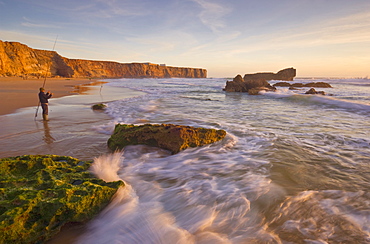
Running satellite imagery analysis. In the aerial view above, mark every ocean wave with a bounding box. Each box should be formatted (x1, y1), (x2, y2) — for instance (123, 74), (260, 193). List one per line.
(268, 190), (370, 243)
(262, 90), (370, 115)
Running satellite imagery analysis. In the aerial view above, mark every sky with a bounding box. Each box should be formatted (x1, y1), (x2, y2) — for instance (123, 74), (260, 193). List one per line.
(1, 0), (370, 78)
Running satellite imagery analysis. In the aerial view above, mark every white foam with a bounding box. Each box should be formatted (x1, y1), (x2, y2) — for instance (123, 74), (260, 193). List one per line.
(91, 121), (117, 135)
(262, 88), (370, 114)
(90, 151), (123, 182)
(269, 190), (370, 242)
(78, 78), (370, 243)
(310, 95), (370, 112)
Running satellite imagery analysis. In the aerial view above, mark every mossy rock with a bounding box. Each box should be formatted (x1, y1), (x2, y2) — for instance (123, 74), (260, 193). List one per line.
(0, 155), (124, 244)
(108, 123), (227, 154)
(91, 103), (107, 110)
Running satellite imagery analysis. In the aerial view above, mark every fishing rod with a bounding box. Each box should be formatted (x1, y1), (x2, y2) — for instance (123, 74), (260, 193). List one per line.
(35, 35), (58, 119)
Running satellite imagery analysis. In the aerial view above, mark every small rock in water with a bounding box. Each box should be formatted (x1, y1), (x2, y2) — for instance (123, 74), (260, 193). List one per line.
(305, 88), (326, 95)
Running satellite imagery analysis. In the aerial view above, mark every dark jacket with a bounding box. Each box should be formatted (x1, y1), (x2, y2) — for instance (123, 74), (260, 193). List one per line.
(39, 91), (52, 104)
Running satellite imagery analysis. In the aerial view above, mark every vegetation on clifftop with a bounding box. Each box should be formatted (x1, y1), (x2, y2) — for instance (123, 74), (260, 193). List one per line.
(0, 155), (124, 244)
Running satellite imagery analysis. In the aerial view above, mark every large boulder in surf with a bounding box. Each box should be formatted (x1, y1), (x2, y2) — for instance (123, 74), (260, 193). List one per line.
(0, 155), (124, 244)
(223, 75), (249, 92)
(108, 124), (226, 154)
(223, 75), (276, 93)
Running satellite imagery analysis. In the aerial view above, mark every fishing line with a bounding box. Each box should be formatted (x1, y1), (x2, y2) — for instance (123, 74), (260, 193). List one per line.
(35, 35), (58, 120)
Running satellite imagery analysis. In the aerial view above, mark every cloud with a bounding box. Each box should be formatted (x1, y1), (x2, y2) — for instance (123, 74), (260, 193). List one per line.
(21, 22), (56, 28)
(94, 0), (147, 18)
(21, 18), (63, 29)
(191, 0), (231, 33)
(220, 8), (370, 57)
(173, 7), (370, 68)
(321, 10), (370, 38)
(25, 0), (146, 19)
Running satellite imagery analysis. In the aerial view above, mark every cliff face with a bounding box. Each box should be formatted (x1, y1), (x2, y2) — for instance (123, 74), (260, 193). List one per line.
(64, 59), (207, 78)
(0, 40), (207, 78)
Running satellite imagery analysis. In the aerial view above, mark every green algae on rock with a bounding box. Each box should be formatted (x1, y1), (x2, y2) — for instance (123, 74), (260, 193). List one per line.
(0, 155), (124, 244)
(107, 123), (227, 154)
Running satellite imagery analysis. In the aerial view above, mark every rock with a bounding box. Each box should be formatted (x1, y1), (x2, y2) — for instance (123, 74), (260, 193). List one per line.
(303, 82), (332, 88)
(243, 67), (296, 82)
(305, 88), (317, 94)
(0, 40), (207, 78)
(223, 79), (248, 92)
(275, 68), (297, 81)
(305, 88), (326, 95)
(273, 82), (291, 87)
(107, 124), (226, 154)
(224, 75), (276, 93)
(247, 87), (268, 95)
(0, 155), (124, 243)
(92, 103), (107, 110)
(233, 74), (244, 83)
(291, 83), (304, 87)
(273, 82), (332, 89)
(244, 78), (272, 90)
(223, 74), (249, 92)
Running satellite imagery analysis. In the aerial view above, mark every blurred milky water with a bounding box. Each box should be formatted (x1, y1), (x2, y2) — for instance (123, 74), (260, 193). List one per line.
(76, 78), (370, 243)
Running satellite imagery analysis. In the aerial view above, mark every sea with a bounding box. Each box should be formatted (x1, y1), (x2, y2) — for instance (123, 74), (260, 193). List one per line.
(73, 77), (370, 244)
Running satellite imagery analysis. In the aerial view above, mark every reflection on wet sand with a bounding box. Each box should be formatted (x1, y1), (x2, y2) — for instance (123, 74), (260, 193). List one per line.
(42, 121), (55, 144)
(71, 81), (107, 95)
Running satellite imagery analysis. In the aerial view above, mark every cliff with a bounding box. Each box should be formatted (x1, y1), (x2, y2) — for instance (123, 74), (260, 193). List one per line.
(0, 40), (207, 78)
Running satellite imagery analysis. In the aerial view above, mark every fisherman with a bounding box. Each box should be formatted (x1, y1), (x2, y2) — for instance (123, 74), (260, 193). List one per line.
(38, 87), (53, 121)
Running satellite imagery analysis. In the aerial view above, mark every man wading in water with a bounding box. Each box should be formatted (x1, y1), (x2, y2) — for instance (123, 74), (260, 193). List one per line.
(38, 87), (53, 121)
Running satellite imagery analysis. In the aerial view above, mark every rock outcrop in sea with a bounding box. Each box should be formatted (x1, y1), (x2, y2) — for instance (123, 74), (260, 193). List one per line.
(273, 81), (332, 88)
(243, 67), (296, 81)
(0, 155), (123, 243)
(0, 40), (207, 79)
(223, 68), (296, 93)
(108, 124), (226, 154)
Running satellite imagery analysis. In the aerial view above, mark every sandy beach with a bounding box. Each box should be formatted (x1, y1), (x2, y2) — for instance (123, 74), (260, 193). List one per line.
(0, 77), (107, 116)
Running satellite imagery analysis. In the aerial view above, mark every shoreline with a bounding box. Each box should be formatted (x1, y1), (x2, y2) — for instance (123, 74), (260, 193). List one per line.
(0, 77), (106, 116)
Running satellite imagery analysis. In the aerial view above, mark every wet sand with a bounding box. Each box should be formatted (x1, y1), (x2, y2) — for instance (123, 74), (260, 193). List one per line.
(0, 77), (106, 116)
